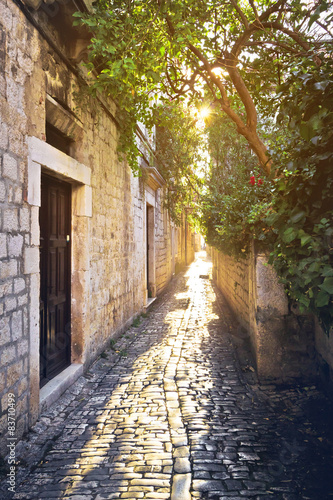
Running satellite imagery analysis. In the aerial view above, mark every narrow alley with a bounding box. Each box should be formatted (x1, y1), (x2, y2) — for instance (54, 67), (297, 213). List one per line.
(1, 253), (332, 500)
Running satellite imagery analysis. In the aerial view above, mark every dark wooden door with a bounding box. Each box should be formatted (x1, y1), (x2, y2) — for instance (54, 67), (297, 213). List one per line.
(40, 174), (71, 387)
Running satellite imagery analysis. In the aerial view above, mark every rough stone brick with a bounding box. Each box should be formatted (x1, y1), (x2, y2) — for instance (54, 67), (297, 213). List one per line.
(20, 207), (30, 231)
(5, 295), (17, 312)
(24, 246), (39, 274)
(6, 78), (24, 111)
(14, 186), (22, 203)
(0, 316), (11, 345)
(0, 180), (6, 202)
(0, 232), (6, 258)
(18, 293), (28, 306)
(1, 344), (16, 366)
(0, 258), (17, 279)
(8, 233), (23, 257)
(0, 121), (8, 149)
(0, 280), (12, 297)
(17, 338), (28, 357)
(11, 309), (23, 340)
(18, 376), (28, 397)
(6, 360), (23, 386)
(3, 153), (18, 181)
(3, 208), (18, 231)
(14, 277), (26, 294)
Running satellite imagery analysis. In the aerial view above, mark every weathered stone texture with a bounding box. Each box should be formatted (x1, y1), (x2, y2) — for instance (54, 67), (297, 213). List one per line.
(212, 249), (251, 332)
(211, 247), (317, 382)
(0, 0), (32, 458)
(0, 0), (190, 456)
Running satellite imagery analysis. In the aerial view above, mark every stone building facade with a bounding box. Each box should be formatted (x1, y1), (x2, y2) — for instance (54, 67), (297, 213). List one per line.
(0, 0), (195, 455)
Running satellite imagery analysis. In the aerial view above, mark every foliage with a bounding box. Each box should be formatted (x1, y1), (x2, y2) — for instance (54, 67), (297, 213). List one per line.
(72, 1), (333, 328)
(154, 103), (206, 223)
(200, 114), (272, 256)
(73, 0), (332, 173)
(264, 58), (333, 331)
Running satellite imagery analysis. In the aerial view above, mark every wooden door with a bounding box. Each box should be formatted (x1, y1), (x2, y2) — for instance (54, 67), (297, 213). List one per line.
(40, 174), (71, 387)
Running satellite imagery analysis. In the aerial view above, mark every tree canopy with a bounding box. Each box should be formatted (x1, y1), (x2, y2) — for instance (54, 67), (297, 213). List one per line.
(74, 2), (333, 329)
(74, 0), (333, 174)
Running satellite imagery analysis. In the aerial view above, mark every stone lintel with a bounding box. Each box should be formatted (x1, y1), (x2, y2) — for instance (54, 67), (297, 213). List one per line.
(28, 136), (91, 186)
(144, 167), (166, 191)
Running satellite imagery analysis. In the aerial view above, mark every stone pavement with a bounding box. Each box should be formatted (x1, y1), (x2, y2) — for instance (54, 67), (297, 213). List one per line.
(1, 253), (333, 500)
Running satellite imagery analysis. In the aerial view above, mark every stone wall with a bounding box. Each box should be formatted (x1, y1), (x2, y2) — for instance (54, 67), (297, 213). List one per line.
(0, 0), (37, 450)
(212, 250), (252, 332)
(0, 0), (186, 455)
(315, 323), (333, 386)
(211, 247), (317, 382)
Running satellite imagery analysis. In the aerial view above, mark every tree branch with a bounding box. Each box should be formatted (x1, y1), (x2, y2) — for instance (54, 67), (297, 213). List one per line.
(259, 0), (288, 23)
(248, 0), (260, 23)
(229, 0), (249, 28)
(244, 40), (300, 53)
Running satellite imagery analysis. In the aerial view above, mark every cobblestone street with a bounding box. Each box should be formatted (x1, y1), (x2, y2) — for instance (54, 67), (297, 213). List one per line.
(1, 253), (333, 500)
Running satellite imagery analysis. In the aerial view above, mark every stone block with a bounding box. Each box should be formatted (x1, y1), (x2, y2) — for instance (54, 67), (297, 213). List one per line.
(11, 310), (23, 341)
(73, 184), (92, 217)
(0, 232), (6, 258)
(0, 316), (11, 345)
(0, 258), (17, 279)
(0, 181), (6, 202)
(14, 186), (22, 203)
(18, 376), (28, 397)
(14, 277), (25, 294)
(6, 360), (23, 387)
(1, 344), (16, 366)
(0, 369), (5, 393)
(3, 208), (18, 231)
(5, 295), (17, 312)
(23, 246), (39, 274)
(27, 159), (41, 206)
(30, 206), (40, 245)
(0, 1), (13, 30)
(0, 121), (8, 149)
(17, 338), (28, 357)
(8, 233), (23, 257)
(18, 293), (28, 306)
(3, 153), (18, 181)
(0, 280), (12, 298)
(256, 255), (288, 316)
(1, 394), (8, 413)
(20, 207), (30, 232)
(6, 78), (24, 111)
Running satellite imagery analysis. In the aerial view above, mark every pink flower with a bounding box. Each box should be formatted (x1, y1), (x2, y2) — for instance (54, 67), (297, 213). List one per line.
(249, 175), (255, 186)
(258, 178), (263, 186)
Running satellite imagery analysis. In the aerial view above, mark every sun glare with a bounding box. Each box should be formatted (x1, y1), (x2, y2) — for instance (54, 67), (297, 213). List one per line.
(198, 106), (210, 120)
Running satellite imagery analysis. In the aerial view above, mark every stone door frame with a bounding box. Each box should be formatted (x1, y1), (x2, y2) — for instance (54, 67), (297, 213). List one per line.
(26, 136), (92, 423)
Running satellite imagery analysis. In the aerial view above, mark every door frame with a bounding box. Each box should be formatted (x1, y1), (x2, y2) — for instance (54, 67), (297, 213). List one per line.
(27, 137), (92, 421)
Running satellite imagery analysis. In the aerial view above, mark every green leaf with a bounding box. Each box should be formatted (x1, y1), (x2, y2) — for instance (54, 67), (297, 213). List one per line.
(320, 277), (333, 295)
(316, 291), (330, 308)
(322, 266), (333, 277)
(282, 227), (297, 243)
(300, 123), (316, 141)
(290, 208), (306, 224)
(300, 235), (312, 247)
